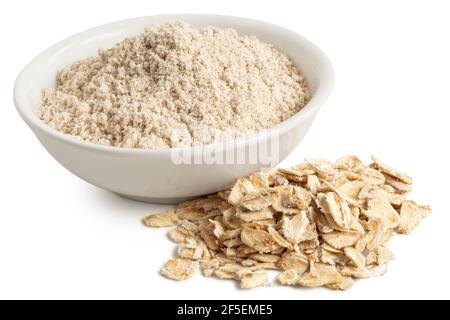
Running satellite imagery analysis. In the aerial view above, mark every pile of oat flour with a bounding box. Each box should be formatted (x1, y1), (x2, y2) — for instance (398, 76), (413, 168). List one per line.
(40, 21), (311, 149)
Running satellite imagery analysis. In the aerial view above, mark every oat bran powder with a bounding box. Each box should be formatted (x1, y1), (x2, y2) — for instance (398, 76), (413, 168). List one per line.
(40, 21), (311, 149)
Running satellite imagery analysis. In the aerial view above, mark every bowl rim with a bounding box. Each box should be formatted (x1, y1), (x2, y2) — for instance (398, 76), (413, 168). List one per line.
(14, 14), (334, 155)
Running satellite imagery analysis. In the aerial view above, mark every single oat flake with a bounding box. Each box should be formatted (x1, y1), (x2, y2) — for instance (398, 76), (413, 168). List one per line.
(160, 259), (199, 281)
(145, 155), (431, 290)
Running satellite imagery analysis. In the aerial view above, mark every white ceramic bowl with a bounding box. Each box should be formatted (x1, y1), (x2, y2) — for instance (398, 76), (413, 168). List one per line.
(14, 14), (333, 203)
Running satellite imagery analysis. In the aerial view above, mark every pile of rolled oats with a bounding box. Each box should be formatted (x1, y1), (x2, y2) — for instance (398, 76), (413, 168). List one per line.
(144, 155), (431, 290)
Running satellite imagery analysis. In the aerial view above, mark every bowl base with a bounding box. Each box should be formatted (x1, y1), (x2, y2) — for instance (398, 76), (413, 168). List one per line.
(115, 192), (195, 204)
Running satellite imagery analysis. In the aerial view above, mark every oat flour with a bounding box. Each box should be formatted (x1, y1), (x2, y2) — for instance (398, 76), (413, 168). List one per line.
(40, 21), (311, 149)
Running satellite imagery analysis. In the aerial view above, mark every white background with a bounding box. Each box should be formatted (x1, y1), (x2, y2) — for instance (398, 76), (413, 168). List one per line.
(1, 0), (449, 300)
